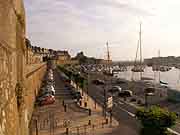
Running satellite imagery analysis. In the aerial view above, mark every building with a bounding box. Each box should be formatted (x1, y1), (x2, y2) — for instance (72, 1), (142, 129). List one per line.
(25, 38), (55, 64)
(56, 50), (71, 60)
(54, 50), (75, 65)
(144, 56), (178, 66)
(25, 38), (34, 64)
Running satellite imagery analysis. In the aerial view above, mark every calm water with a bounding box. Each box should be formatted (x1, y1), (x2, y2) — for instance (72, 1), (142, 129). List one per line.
(115, 66), (180, 90)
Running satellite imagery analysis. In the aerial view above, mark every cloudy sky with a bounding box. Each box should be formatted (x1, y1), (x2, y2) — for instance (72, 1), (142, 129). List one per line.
(24, 0), (180, 61)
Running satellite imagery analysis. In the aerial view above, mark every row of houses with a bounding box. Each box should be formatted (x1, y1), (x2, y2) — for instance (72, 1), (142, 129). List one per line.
(25, 39), (111, 66)
(144, 56), (180, 66)
(25, 38), (74, 65)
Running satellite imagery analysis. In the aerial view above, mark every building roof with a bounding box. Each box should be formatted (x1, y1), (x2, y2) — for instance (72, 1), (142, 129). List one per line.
(56, 50), (70, 57)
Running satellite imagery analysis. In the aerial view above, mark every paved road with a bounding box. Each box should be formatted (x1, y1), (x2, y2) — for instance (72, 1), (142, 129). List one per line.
(86, 76), (140, 134)
(87, 73), (180, 135)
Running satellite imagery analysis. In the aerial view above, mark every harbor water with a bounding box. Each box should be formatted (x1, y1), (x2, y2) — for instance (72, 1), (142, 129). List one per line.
(115, 66), (180, 90)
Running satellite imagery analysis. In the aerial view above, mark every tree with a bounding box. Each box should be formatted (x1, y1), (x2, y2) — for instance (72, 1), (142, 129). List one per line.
(58, 65), (87, 90)
(74, 51), (88, 64)
(136, 106), (177, 135)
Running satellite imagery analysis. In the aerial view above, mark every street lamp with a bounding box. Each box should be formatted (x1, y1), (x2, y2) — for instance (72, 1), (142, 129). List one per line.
(101, 84), (107, 118)
(144, 87), (155, 107)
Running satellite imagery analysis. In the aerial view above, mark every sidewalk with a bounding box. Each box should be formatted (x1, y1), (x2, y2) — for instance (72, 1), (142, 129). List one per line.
(29, 69), (119, 135)
(70, 81), (102, 112)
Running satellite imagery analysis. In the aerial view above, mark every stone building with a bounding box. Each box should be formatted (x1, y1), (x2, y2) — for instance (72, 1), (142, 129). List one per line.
(25, 38), (34, 64)
(0, 1), (47, 135)
(25, 38), (50, 64)
(55, 50), (75, 65)
(56, 50), (71, 61)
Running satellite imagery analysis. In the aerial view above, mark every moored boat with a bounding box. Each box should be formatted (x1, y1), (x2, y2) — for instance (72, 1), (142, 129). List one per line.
(131, 65), (144, 72)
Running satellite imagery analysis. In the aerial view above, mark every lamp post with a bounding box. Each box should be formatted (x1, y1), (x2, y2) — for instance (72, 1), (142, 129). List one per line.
(35, 119), (38, 135)
(104, 86), (107, 118)
(144, 87), (155, 107)
(145, 93), (148, 107)
(87, 73), (89, 101)
(32, 114), (39, 135)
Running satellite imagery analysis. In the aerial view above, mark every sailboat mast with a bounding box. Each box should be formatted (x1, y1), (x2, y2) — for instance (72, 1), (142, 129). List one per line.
(106, 42), (110, 74)
(158, 49), (161, 82)
(139, 22), (143, 78)
(140, 23), (142, 65)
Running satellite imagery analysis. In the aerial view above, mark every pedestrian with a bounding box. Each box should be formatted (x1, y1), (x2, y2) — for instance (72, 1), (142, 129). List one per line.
(64, 104), (67, 112)
(88, 109), (91, 116)
(62, 100), (65, 106)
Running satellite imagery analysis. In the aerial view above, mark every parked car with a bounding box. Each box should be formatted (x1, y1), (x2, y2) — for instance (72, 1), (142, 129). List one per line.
(37, 94), (49, 102)
(40, 90), (54, 96)
(47, 85), (55, 94)
(49, 69), (53, 73)
(108, 86), (122, 93)
(47, 76), (53, 81)
(115, 79), (127, 84)
(130, 98), (136, 102)
(37, 94), (54, 102)
(46, 81), (55, 86)
(46, 85), (55, 91)
(39, 96), (55, 106)
(40, 85), (55, 95)
(92, 79), (105, 85)
(118, 90), (133, 97)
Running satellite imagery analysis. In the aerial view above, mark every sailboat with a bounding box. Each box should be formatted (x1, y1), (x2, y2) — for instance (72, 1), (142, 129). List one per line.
(160, 80), (168, 85)
(152, 50), (172, 72)
(103, 42), (113, 76)
(131, 23), (144, 73)
(153, 51), (169, 87)
(113, 64), (128, 73)
(152, 50), (160, 71)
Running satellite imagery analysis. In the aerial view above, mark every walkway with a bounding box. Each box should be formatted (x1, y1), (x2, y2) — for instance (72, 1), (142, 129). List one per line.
(29, 69), (118, 135)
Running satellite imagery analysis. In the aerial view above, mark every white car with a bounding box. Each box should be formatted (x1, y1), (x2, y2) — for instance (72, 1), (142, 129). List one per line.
(108, 86), (122, 93)
(47, 85), (55, 92)
(48, 73), (53, 78)
(47, 76), (53, 81)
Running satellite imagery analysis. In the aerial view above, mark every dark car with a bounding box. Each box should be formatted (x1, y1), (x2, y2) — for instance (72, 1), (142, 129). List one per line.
(115, 79), (127, 84)
(92, 79), (105, 85)
(118, 90), (133, 97)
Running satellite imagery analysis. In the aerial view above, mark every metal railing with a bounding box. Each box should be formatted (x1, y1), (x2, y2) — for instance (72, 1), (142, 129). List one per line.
(29, 115), (111, 135)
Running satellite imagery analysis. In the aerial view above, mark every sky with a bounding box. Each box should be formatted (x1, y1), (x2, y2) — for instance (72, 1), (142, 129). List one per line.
(24, 0), (180, 61)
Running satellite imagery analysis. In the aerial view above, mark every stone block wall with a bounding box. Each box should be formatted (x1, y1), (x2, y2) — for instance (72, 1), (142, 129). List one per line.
(0, 1), (47, 135)
(25, 63), (47, 125)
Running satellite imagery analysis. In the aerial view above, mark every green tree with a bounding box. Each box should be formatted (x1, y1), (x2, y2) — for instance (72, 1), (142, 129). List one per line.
(58, 65), (87, 90)
(136, 106), (177, 135)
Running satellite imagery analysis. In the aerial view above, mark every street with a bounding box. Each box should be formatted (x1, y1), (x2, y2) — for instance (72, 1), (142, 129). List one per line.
(86, 73), (180, 135)
(87, 74), (140, 134)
